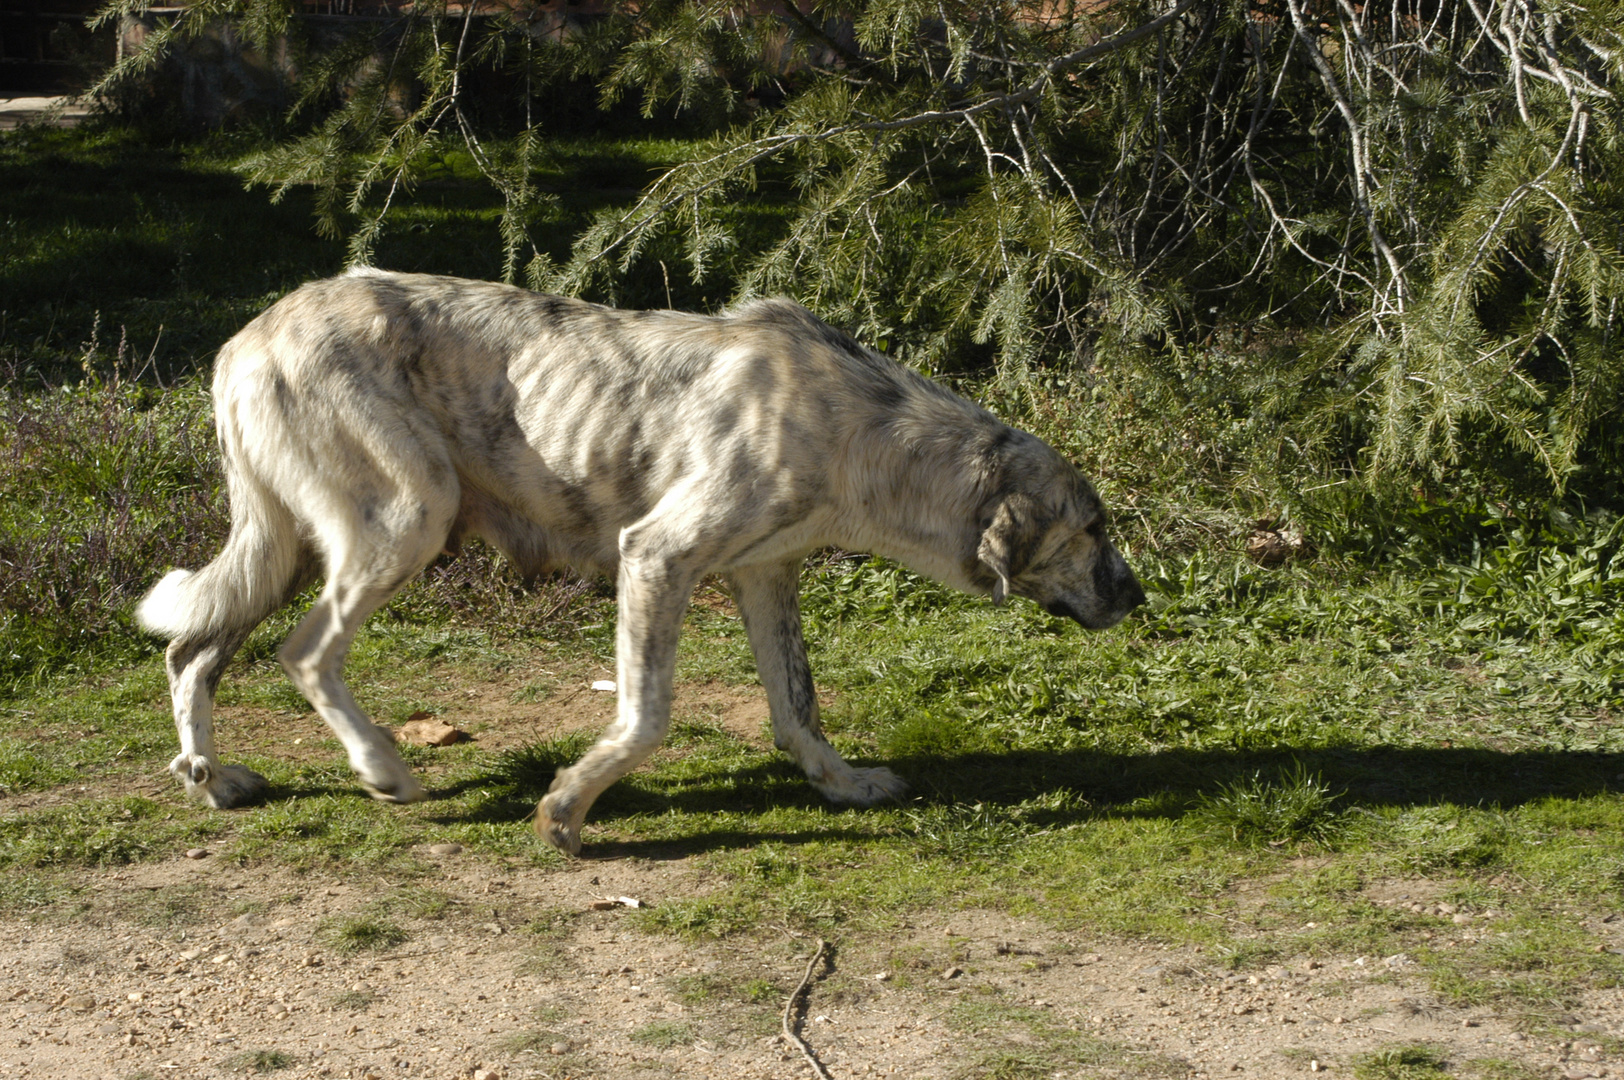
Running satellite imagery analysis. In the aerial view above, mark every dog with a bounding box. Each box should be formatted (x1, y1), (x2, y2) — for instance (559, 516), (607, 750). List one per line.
(136, 269), (1146, 854)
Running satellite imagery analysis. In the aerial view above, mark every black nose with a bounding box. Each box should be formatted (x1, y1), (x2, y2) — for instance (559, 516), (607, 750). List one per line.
(1120, 569), (1147, 610)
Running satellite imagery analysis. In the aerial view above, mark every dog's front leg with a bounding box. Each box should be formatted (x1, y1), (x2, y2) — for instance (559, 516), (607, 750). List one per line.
(729, 560), (907, 806)
(536, 548), (698, 855)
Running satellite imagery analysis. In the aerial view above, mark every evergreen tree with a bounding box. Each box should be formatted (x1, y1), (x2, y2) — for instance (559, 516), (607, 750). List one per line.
(92, 0), (1624, 493)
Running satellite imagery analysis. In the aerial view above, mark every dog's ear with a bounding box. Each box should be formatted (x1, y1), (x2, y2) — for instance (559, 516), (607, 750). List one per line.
(977, 493), (1045, 604)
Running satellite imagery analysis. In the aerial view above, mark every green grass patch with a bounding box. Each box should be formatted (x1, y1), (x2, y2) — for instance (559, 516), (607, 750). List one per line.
(628, 1019), (696, 1049)
(1353, 1045), (1451, 1080)
(219, 1049), (297, 1073)
(317, 915), (409, 954)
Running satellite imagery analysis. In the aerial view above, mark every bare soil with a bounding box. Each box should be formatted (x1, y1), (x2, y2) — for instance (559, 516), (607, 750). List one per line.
(7, 859), (1622, 1080)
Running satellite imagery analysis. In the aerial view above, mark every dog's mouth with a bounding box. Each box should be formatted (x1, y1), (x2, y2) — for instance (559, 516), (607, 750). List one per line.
(1043, 597), (1138, 630)
(1043, 599), (1085, 623)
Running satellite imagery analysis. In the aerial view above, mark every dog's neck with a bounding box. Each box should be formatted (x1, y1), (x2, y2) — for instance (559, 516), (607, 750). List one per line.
(829, 384), (1005, 595)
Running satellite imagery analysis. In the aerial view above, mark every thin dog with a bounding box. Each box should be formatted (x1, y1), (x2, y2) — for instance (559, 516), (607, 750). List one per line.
(137, 269), (1146, 854)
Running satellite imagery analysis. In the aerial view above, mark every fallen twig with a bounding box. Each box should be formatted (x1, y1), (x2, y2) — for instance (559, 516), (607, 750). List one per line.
(782, 938), (836, 1080)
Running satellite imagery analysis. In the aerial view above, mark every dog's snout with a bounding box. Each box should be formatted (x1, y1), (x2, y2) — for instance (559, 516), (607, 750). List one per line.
(1119, 568), (1147, 611)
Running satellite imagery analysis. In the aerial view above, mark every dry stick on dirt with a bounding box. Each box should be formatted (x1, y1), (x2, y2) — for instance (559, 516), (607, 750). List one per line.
(782, 938), (838, 1080)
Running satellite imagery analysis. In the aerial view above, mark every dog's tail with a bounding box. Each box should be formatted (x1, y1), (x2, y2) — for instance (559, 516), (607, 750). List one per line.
(136, 453), (306, 643)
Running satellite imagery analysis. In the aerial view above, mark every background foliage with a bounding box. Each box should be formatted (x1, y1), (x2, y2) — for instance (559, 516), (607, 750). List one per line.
(89, 0), (1624, 506)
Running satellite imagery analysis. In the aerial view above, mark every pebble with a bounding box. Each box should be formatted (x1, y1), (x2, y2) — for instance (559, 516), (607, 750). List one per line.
(941, 967), (963, 980)
(64, 995), (96, 1012)
(184, 848), (209, 860)
(428, 843), (463, 856)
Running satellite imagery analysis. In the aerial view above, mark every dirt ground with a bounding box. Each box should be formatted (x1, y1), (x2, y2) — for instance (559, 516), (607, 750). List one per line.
(3, 672), (1621, 1079)
(3, 847), (1621, 1080)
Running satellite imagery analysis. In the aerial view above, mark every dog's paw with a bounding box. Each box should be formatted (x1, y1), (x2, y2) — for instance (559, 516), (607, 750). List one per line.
(535, 792), (584, 857)
(171, 754), (268, 809)
(354, 725), (425, 804)
(816, 765), (908, 807)
(362, 772), (426, 804)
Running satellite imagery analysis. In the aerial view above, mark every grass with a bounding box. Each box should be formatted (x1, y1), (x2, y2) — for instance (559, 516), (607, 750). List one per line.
(316, 915), (409, 953)
(219, 1049), (297, 1073)
(1353, 1045), (1452, 1080)
(628, 1019), (697, 1048)
(3, 122), (1624, 1051)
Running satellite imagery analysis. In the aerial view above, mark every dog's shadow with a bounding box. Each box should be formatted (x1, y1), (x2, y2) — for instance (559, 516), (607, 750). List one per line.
(416, 741), (1624, 859)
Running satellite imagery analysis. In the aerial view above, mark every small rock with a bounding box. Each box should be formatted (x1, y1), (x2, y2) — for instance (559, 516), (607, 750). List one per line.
(1462, 1019), (1478, 1028)
(1245, 522), (1308, 566)
(941, 966), (963, 980)
(184, 848), (209, 860)
(398, 718), (468, 747)
(1452, 913), (1471, 925)
(482, 923), (505, 935)
(549, 1041), (569, 1055)
(473, 1069), (503, 1080)
(63, 995), (95, 1012)
(1304, 959), (1322, 971)
(1077, 953), (1102, 965)
(872, 972), (890, 981)
(1309, 1061), (1322, 1073)
(428, 843), (463, 856)
(590, 680), (616, 693)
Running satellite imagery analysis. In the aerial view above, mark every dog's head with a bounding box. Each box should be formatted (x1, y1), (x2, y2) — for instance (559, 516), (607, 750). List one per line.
(974, 438), (1146, 630)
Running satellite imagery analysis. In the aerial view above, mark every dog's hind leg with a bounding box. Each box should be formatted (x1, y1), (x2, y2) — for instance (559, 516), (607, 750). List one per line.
(139, 468), (314, 808)
(727, 560), (907, 806)
(536, 513), (706, 855)
(164, 627), (266, 808)
(277, 485), (457, 805)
